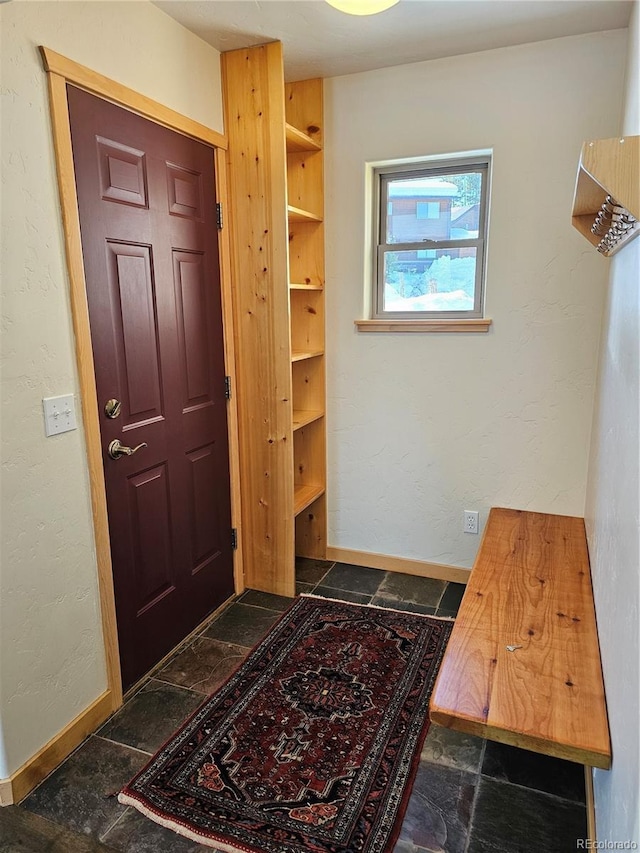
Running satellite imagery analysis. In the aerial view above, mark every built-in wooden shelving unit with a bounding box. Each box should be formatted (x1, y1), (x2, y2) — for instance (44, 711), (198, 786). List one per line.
(222, 42), (326, 597)
(572, 136), (639, 256)
(286, 76), (327, 562)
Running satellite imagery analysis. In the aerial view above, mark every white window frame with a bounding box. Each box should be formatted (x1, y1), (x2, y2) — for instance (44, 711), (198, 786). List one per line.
(372, 155), (491, 321)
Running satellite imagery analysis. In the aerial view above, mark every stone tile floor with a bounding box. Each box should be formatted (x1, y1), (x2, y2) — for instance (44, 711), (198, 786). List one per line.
(0, 560), (587, 852)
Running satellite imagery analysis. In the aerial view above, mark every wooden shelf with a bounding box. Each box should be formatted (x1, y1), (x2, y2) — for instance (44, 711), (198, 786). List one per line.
(572, 136), (639, 256)
(292, 410), (324, 430)
(286, 123), (321, 153)
(290, 282), (324, 291)
(287, 205), (322, 224)
(294, 483), (325, 516)
(291, 349), (324, 363)
(430, 508), (611, 769)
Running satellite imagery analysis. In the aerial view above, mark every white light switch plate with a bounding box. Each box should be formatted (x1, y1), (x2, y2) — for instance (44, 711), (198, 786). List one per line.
(43, 394), (77, 436)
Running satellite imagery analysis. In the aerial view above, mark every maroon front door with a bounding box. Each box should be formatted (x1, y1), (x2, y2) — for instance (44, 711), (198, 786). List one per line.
(67, 85), (234, 689)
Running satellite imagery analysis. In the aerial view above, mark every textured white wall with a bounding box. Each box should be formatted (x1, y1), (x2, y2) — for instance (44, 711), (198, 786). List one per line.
(0, 0), (223, 779)
(585, 3), (640, 844)
(324, 31), (627, 568)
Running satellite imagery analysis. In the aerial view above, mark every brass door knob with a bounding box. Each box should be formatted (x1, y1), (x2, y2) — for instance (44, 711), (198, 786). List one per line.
(108, 439), (147, 460)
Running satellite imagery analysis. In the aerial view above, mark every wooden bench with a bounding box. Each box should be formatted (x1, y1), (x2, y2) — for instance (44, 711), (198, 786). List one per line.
(429, 507), (611, 769)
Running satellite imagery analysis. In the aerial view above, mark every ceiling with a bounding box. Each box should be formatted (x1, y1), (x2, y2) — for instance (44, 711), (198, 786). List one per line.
(153, 0), (633, 81)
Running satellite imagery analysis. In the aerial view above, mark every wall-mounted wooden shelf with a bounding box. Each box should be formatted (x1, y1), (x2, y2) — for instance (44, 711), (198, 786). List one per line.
(572, 136), (639, 256)
(430, 508), (611, 769)
(288, 205), (322, 223)
(286, 123), (321, 153)
(290, 282), (324, 291)
(294, 484), (325, 516)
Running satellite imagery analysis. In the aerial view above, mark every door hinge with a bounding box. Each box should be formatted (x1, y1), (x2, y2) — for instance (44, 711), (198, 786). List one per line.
(224, 375), (232, 400)
(231, 528), (238, 550)
(216, 202), (223, 230)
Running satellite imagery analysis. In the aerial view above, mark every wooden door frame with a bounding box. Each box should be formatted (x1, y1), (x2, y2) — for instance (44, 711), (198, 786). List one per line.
(40, 47), (244, 711)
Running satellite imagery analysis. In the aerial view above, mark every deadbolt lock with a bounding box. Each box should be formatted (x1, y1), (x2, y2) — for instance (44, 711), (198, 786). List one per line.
(105, 399), (122, 419)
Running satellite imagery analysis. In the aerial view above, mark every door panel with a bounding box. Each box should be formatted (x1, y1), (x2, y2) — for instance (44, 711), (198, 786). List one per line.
(187, 444), (222, 573)
(97, 137), (147, 207)
(173, 251), (212, 405)
(68, 85), (234, 689)
(167, 164), (203, 219)
(108, 243), (164, 422)
(127, 464), (175, 612)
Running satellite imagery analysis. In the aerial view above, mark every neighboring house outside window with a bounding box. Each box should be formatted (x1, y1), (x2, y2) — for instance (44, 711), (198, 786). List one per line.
(373, 155), (491, 319)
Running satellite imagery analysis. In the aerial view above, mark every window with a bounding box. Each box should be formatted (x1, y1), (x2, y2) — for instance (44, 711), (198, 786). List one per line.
(373, 156), (490, 320)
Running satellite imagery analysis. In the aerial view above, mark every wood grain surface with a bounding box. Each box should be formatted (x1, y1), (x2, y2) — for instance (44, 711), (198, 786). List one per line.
(430, 508), (611, 769)
(222, 43), (295, 596)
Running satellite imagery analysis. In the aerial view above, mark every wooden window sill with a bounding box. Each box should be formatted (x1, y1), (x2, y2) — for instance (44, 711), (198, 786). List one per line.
(354, 318), (492, 333)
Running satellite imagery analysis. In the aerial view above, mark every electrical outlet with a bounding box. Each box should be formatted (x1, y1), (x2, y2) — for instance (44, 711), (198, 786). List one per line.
(464, 510), (479, 534)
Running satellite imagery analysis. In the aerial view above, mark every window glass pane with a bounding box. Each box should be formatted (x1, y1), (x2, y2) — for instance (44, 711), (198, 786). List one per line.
(416, 201), (440, 220)
(382, 248), (477, 313)
(385, 171), (483, 243)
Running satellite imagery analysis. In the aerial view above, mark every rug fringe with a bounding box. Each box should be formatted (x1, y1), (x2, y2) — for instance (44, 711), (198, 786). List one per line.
(299, 592), (456, 621)
(118, 793), (254, 853)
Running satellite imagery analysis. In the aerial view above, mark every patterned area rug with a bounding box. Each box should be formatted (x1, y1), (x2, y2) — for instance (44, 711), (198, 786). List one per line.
(119, 595), (452, 853)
